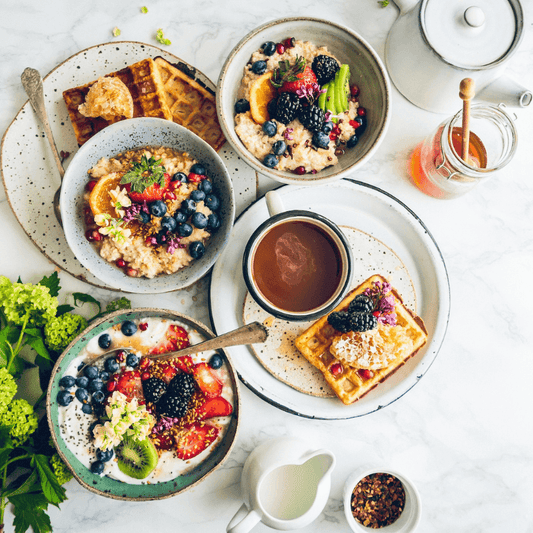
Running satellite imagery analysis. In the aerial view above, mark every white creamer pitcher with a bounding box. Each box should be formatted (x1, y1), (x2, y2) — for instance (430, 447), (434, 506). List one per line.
(227, 436), (336, 532)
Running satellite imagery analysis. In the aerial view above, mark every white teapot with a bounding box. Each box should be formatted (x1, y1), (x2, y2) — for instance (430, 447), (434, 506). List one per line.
(385, 0), (531, 113)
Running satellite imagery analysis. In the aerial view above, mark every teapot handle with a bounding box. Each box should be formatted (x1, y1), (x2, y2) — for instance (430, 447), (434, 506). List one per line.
(391, 0), (420, 16)
(226, 504), (261, 533)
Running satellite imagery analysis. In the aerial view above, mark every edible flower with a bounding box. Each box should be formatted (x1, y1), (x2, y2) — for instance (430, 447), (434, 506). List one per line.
(364, 281), (397, 326)
(166, 234), (182, 255)
(109, 186), (131, 217)
(98, 218), (131, 243)
(295, 83), (325, 105)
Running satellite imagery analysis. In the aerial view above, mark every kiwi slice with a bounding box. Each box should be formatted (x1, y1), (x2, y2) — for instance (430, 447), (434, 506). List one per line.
(318, 81), (329, 111)
(324, 82), (337, 122)
(334, 64), (350, 114)
(115, 435), (159, 479)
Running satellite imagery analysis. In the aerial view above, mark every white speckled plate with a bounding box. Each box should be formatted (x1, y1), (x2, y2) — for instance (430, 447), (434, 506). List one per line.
(209, 180), (450, 419)
(0, 41), (243, 290)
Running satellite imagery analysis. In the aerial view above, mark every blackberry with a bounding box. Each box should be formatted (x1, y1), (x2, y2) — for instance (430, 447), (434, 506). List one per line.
(167, 373), (196, 399)
(348, 294), (374, 314)
(142, 377), (167, 404)
(349, 312), (378, 333)
(298, 105), (325, 132)
(274, 92), (301, 125)
(311, 55), (340, 85)
(327, 311), (353, 333)
(157, 393), (190, 418)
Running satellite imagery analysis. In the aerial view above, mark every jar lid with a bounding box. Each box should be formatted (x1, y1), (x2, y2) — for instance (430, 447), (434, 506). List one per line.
(422, 0), (520, 69)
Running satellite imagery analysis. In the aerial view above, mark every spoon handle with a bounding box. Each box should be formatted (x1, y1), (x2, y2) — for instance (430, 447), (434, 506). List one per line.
(147, 322), (269, 362)
(21, 67), (65, 179)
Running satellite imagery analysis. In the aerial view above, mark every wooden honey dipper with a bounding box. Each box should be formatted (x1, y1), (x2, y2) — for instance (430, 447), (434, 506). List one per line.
(459, 78), (475, 163)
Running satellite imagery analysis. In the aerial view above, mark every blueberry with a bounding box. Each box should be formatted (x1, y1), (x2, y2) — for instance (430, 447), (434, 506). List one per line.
(207, 213), (221, 233)
(191, 212), (208, 229)
(234, 98), (250, 114)
(59, 375), (76, 389)
(251, 60), (267, 75)
(177, 223), (193, 238)
(139, 210), (151, 224)
(271, 140), (287, 156)
(262, 120), (277, 137)
(149, 200), (167, 218)
(88, 378), (104, 393)
(313, 131), (330, 149)
(161, 216), (177, 233)
(198, 180), (213, 194)
(189, 241), (205, 259)
(98, 333), (111, 349)
(121, 320), (137, 337)
(99, 371), (109, 382)
(209, 354), (223, 369)
(264, 154), (279, 168)
(81, 403), (93, 415)
(84, 366), (99, 380)
(76, 376), (89, 389)
(104, 357), (119, 373)
(180, 198), (197, 216)
(172, 171), (188, 183)
(322, 121), (334, 134)
(126, 353), (139, 368)
(90, 461), (105, 475)
(190, 189), (206, 203)
(353, 116), (367, 136)
(174, 211), (187, 224)
(347, 134), (359, 148)
(57, 390), (73, 407)
(205, 194), (220, 211)
(75, 388), (89, 404)
(92, 390), (105, 403)
(190, 163), (206, 175)
(261, 41), (276, 56)
(96, 448), (114, 462)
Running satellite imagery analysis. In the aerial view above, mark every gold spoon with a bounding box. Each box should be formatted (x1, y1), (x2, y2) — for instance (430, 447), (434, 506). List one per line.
(21, 67), (64, 226)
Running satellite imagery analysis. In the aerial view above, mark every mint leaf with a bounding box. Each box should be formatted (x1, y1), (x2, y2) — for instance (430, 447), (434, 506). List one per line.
(38, 272), (61, 298)
(10, 493), (52, 533)
(121, 155), (166, 193)
(156, 28), (171, 46)
(31, 455), (67, 506)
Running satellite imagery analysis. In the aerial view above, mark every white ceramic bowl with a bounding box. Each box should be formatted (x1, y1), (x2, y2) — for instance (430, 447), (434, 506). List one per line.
(216, 17), (391, 185)
(60, 118), (235, 293)
(344, 467), (421, 533)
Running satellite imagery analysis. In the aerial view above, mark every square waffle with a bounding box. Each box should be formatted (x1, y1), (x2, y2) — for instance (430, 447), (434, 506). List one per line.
(154, 57), (226, 151)
(62, 58), (173, 146)
(294, 275), (428, 405)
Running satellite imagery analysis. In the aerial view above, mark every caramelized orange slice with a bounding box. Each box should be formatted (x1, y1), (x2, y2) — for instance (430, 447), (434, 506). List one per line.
(89, 173), (124, 217)
(249, 72), (278, 124)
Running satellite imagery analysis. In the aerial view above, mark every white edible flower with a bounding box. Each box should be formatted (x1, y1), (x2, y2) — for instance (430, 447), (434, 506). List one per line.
(94, 213), (112, 227)
(98, 218), (131, 243)
(109, 186), (131, 217)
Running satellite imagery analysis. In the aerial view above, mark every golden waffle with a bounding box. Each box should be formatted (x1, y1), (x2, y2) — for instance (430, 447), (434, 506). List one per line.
(62, 58), (173, 145)
(294, 275), (428, 405)
(154, 57), (226, 151)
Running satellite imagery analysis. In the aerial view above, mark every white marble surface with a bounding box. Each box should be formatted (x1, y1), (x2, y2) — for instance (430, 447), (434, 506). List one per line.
(1, 1), (533, 532)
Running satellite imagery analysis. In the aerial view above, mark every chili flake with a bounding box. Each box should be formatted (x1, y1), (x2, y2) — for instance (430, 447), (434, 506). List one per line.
(351, 473), (405, 528)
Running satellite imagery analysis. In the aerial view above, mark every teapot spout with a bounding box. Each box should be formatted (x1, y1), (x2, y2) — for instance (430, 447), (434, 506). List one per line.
(390, 0), (420, 16)
(476, 75), (532, 108)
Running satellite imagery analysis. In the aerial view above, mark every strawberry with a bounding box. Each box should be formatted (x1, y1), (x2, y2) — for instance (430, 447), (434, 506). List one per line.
(175, 422), (220, 460)
(115, 370), (144, 401)
(154, 433), (174, 451)
(193, 363), (223, 398)
(271, 56), (317, 94)
(149, 325), (190, 355)
(280, 66), (317, 94)
(195, 396), (233, 421)
(158, 363), (178, 384)
(126, 173), (171, 203)
(175, 355), (194, 374)
(187, 173), (206, 183)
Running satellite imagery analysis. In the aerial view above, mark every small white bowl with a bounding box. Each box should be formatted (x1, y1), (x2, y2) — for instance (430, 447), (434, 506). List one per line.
(344, 467), (421, 533)
(216, 16), (391, 185)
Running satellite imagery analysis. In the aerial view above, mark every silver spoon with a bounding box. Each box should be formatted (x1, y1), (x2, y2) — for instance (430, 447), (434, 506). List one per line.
(77, 321), (268, 375)
(21, 67), (64, 226)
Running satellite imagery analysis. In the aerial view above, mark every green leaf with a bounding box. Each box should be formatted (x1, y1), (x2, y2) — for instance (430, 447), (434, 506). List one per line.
(31, 455), (67, 506)
(24, 332), (52, 364)
(10, 493), (52, 533)
(120, 155), (166, 193)
(0, 444), (13, 468)
(37, 272), (61, 298)
(155, 28), (171, 46)
(72, 293), (101, 315)
(56, 304), (75, 317)
(2, 469), (39, 498)
(0, 324), (20, 367)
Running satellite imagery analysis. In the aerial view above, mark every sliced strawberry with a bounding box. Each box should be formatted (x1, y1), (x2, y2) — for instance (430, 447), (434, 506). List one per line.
(126, 173), (171, 203)
(193, 363), (223, 398)
(175, 355), (194, 374)
(154, 433), (174, 451)
(115, 370), (144, 401)
(159, 363), (178, 384)
(187, 173), (206, 183)
(175, 422), (220, 460)
(281, 66), (317, 94)
(149, 325), (190, 355)
(195, 396), (233, 421)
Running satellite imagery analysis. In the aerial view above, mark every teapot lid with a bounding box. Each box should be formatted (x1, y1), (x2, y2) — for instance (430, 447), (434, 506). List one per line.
(421, 0), (523, 69)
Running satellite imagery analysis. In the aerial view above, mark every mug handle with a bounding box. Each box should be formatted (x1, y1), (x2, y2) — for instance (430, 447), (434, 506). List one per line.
(226, 503), (261, 533)
(265, 190), (285, 217)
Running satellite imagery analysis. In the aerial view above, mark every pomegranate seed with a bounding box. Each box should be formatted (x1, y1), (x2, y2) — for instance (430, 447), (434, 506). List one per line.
(187, 173), (205, 183)
(141, 371), (151, 381)
(169, 180), (182, 190)
(358, 369), (374, 380)
(357, 107), (367, 117)
(283, 37), (295, 48)
(116, 259), (126, 268)
(276, 43), (285, 54)
(127, 268), (139, 277)
(350, 85), (360, 97)
(85, 229), (102, 242)
(293, 166), (306, 175)
(373, 310), (380, 317)
(163, 191), (176, 201)
(85, 180), (97, 192)
(138, 400), (146, 406)
(329, 133), (338, 141)
(330, 363), (343, 376)
(349, 120), (361, 130)
(139, 322), (148, 332)
(116, 350), (126, 362)
(106, 380), (116, 392)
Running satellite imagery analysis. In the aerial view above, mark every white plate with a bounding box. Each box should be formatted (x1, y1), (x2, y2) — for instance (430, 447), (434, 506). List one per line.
(209, 179), (450, 419)
(0, 41), (222, 291)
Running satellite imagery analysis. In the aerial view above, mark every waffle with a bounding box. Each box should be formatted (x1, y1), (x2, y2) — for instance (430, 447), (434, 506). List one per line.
(294, 275), (428, 405)
(154, 57), (226, 151)
(62, 58), (173, 145)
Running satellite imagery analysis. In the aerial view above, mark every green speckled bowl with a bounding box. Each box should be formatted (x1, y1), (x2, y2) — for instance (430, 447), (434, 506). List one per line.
(46, 308), (240, 501)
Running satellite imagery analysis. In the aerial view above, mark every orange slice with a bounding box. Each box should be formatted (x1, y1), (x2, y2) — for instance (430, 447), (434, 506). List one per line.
(89, 172), (124, 217)
(249, 71), (278, 124)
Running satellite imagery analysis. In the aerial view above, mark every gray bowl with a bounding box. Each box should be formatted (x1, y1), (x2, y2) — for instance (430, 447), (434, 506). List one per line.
(60, 118), (235, 293)
(216, 17), (391, 185)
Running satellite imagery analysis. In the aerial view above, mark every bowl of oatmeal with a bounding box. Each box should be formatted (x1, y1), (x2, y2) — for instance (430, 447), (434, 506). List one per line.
(60, 117), (235, 293)
(216, 17), (391, 184)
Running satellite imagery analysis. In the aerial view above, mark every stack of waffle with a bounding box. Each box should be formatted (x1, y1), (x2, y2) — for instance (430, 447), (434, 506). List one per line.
(294, 275), (428, 405)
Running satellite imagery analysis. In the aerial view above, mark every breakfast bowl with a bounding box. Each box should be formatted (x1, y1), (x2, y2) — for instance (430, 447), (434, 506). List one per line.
(216, 17), (391, 185)
(47, 308), (240, 501)
(60, 117), (235, 293)
(344, 466), (421, 532)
